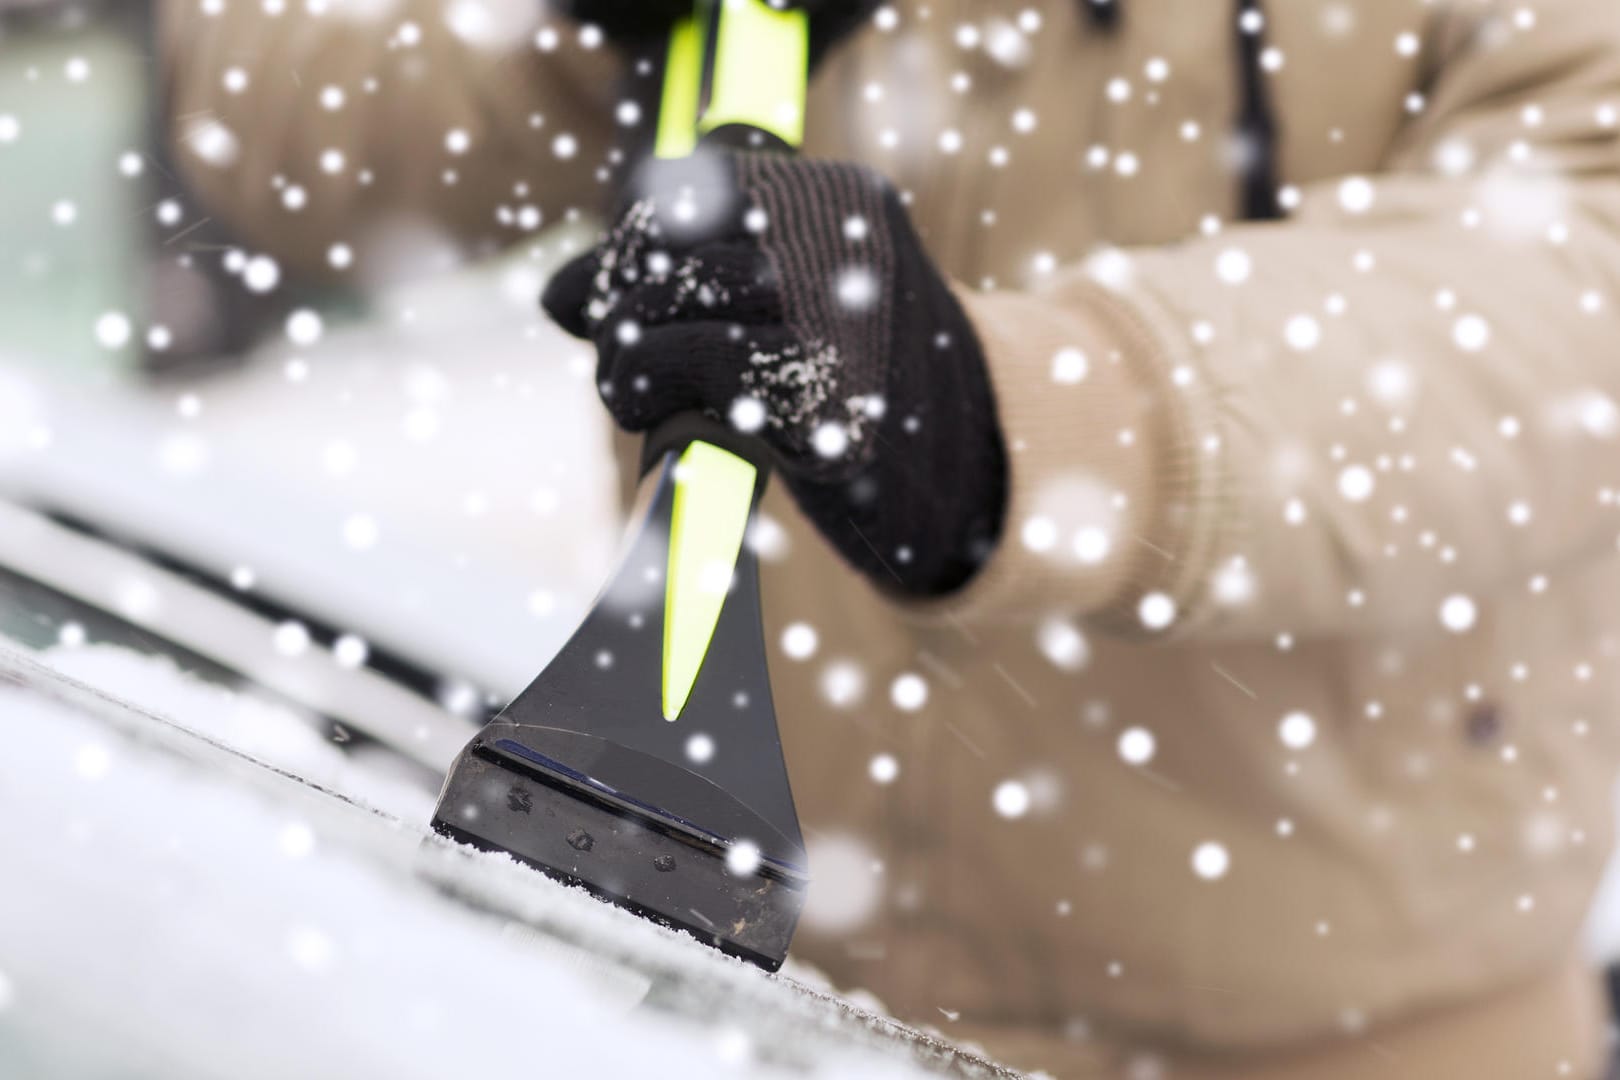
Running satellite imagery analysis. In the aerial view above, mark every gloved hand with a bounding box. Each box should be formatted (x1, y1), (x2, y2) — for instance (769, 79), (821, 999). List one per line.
(555, 0), (880, 66)
(543, 151), (1008, 596)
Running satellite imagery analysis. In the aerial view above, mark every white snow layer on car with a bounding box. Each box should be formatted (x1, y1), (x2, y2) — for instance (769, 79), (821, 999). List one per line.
(42, 641), (438, 821)
(0, 646), (969, 1079)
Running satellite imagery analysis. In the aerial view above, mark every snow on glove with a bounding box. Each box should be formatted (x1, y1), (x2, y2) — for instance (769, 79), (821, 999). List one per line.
(555, 0), (881, 65)
(542, 151), (1008, 597)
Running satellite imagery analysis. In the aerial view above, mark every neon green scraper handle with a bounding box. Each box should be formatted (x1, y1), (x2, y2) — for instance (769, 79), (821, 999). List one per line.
(655, 0), (807, 722)
(655, 0), (808, 159)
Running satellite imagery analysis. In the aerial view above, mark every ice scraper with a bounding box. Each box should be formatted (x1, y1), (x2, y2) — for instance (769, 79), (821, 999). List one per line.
(432, 0), (811, 971)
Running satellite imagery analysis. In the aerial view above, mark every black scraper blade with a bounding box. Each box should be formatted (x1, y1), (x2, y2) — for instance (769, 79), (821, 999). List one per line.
(432, 439), (808, 970)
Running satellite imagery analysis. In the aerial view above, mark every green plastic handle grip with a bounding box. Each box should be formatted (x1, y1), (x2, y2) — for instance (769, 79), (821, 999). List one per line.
(647, 1), (808, 721)
(654, 0), (809, 159)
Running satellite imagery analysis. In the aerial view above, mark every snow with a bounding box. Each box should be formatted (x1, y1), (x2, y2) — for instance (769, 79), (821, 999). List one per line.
(819, 659), (866, 708)
(1136, 591), (1176, 631)
(1049, 347), (1088, 384)
(1277, 711), (1317, 751)
(1116, 726), (1156, 766)
(8, 9), (1620, 1062)
(889, 672), (928, 711)
(1035, 617), (1088, 671)
(869, 753), (900, 784)
(93, 311), (131, 349)
(41, 643), (434, 821)
(1439, 593), (1479, 633)
(1190, 842), (1231, 881)
(0, 648), (991, 1079)
(0, 247), (619, 702)
(991, 780), (1030, 819)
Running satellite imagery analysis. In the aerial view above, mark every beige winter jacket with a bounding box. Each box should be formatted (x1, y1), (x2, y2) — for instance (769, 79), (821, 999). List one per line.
(163, 1), (1620, 1076)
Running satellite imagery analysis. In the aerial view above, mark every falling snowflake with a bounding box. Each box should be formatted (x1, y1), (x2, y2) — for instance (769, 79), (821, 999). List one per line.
(243, 255), (281, 294)
(1021, 515), (1058, 553)
(1215, 248), (1251, 284)
(685, 733), (715, 764)
(1278, 711), (1317, 750)
(836, 267), (878, 310)
(1050, 347), (1089, 384)
(1117, 726), (1156, 766)
(992, 780), (1031, 819)
(1578, 391), (1619, 438)
(1073, 527), (1111, 565)
(811, 421), (849, 459)
(332, 634), (368, 669)
(185, 119), (240, 167)
(1367, 360), (1416, 407)
(1440, 594), (1477, 633)
(780, 622), (819, 661)
(890, 673), (928, 711)
(1036, 617), (1089, 671)
(1452, 314), (1490, 351)
(93, 311), (131, 349)
(1137, 592), (1176, 631)
(1284, 314), (1321, 351)
(1338, 464), (1375, 502)
(1191, 841), (1230, 880)
(820, 660), (866, 708)
(1211, 558), (1256, 606)
(1337, 176), (1375, 214)
(273, 621), (311, 657)
(285, 309), (323, 346)
(729, 396), (767, 433)
(725, 841), (762, 876)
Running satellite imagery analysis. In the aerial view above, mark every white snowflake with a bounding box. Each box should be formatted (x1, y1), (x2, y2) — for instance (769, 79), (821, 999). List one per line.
(780, 622), (818, 661)
(1191, 842), (1230, 880)
(992, 780), (1030, 819)
(1116, 726), (1156, 766)
(1278, 711), (1317, 750)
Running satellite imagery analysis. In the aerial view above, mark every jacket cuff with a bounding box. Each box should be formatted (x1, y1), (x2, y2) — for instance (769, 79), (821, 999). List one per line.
(900, 275), (1230, 637)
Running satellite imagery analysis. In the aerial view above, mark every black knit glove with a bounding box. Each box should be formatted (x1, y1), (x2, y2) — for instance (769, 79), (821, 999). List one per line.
(557, 0), (879, 65)
(543, 151), (1008, 596)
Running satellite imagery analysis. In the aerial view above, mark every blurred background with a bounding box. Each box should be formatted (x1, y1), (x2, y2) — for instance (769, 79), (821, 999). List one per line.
(0, 0), (623, 795)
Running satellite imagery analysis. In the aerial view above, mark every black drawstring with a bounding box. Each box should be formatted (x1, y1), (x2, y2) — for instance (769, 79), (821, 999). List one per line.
(1233, 0), (1283, 220)
(1076, 0), (1283, 221)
